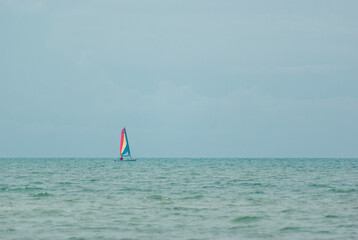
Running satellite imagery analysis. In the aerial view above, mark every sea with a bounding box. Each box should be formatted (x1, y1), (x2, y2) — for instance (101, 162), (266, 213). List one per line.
(1, 158), (357, 240)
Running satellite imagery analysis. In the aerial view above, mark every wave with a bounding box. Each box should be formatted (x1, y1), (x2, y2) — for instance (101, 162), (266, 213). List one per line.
(329, 188), (356, 193)
(280, 226), (301, 231)
(179, 195), (203, 200)
(1, 186), (44, 192)
(31, 192), (53, 197)
(145, 194), (171, 201)
(232, 216), (261, 223)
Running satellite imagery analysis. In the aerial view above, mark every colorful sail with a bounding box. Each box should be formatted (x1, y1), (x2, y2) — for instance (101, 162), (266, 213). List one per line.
(120, 128), (131, 158)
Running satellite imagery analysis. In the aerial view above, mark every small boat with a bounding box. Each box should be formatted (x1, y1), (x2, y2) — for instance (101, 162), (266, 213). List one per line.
(115, 127), (136, 161)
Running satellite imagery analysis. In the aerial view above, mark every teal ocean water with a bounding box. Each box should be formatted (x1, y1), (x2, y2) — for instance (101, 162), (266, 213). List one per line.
(1, 158), (357, 239)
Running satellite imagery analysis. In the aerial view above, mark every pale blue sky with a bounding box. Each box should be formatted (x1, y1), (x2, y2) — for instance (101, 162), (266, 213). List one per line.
(1, 0), (357, 157)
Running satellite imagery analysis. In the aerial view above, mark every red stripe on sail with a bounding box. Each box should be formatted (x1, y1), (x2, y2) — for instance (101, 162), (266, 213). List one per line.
(120, 128), (125, 155)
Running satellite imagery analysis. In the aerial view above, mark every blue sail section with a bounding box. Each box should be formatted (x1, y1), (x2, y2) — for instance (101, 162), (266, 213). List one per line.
(122, 144), (130, 156)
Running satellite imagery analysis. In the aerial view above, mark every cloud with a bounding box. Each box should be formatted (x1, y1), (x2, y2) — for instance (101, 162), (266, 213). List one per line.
(1, 0), (46, 14)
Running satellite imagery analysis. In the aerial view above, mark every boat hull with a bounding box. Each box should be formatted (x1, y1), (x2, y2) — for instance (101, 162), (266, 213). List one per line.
(115, 158), (136, 161)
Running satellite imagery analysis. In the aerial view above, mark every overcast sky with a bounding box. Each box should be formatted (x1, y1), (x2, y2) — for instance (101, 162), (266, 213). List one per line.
(1, 0), (357, 158)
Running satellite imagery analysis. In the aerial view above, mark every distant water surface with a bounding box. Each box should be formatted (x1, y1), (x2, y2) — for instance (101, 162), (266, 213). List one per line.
(1, 158), (358, 239)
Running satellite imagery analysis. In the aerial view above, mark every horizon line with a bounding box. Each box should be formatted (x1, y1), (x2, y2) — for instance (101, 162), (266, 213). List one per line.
(1, 157), (357, 159)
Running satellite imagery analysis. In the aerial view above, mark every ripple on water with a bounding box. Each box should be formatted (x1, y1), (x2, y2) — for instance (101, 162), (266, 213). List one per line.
(179, 195), (203, 200)
(121, 187), (152, 192)
(58, 181), (72, 185)
(280, 226), (301, 232)
(3, 186), (44, 192)
(145, 194), (171, 201)
(168, 206), (190, 211)
(232, 216), (261, 223)
(31, 192), (53, 197)
(281, 208), (296, 213)
(329, 188), (356, 193)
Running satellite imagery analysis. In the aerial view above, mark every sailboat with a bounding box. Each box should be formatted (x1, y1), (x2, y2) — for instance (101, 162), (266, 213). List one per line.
(116, 127), (136, 161)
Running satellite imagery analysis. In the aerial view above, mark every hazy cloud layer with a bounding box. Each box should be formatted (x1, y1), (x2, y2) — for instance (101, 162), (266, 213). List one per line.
(1, 1), (357, 157)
